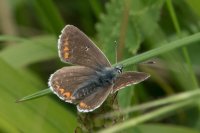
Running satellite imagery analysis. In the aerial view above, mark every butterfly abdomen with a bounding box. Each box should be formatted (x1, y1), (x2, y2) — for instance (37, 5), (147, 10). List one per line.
(71, 69), (117, 101)
(72, 81), (99, 101)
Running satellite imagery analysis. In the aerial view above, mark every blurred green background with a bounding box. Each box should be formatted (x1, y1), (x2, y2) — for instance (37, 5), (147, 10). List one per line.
(0, 0), (200, 133)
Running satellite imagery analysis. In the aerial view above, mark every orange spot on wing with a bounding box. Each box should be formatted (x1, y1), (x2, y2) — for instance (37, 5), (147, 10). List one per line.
(63, 46), (69, 51)
(63, 92), (71, 98)
(64, 52), (69, 59)
(79, 102), (89, 108)
(58, 88), (65, 94)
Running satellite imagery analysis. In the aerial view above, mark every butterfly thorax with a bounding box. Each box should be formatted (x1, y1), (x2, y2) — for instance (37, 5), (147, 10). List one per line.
(72, 66), (123, 101)
(96, 67), (121, 85)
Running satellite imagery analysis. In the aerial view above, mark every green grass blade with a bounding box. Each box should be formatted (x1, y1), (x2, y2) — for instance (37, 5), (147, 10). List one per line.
(0, 57), (76, 132)
(16, 89), (51, 103)
(34, 0), (65, 35)
(0, 35), (57, 67)
(115, 32), (200, 67)
(99, 90), (200, 119)
(166, 0), (199, 88)
(97, 98), (199, 133)
(0, 35), (27, 42)
(136, 124), (200, 133)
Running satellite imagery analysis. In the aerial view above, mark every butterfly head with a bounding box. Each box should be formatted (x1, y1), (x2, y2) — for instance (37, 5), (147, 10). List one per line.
(114, 65), (123, 74)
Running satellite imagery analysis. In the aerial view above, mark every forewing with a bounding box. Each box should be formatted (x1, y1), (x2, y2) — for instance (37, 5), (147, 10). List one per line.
(48, 66), (96, 103)
(111, 72), (150, 94)
(58, 25), (111, 69)
(77, 85), (113, 112)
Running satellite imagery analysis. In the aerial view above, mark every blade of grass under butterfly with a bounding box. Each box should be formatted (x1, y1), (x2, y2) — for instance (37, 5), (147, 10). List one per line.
(16, 89), (51, 102)
(18, 32), (200, 102)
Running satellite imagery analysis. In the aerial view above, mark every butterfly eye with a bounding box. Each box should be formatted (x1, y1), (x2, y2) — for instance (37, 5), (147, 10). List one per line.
(117, 69), (122, 73)
(115, 65), (123, 74)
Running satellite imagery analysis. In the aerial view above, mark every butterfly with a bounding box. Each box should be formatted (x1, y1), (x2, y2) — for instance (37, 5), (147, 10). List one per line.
(48, 25), (150, 112)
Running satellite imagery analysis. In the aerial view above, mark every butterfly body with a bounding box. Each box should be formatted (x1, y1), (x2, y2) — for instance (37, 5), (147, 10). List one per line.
(71, 65), (123, 102)
(95, 66), (123, 85)
(49, 25), (150, 112)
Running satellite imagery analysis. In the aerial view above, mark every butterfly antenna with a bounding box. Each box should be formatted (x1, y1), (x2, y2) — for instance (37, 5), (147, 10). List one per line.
(114, 41), (118, 64)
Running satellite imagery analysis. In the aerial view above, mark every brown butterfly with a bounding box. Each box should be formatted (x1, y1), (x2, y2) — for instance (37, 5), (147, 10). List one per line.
(48, 25), (150, 112)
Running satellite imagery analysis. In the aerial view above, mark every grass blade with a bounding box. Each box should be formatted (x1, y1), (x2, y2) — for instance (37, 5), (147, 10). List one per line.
(115, 32), (200, 67)
(97, 98), (199, 133)
(0, 35), (57, 67)
(16, 89), (51, 102)
(99, 90), (200, 119)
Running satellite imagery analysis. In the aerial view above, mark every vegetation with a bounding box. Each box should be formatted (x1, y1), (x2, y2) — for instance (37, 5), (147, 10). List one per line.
(0, 0), (200, 133)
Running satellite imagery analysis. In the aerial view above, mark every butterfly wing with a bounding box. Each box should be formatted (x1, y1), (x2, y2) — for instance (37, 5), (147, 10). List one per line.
(48, 66), (96, 103)
(58, 25), (111, 70)
(111, 72), (150, 94)
(77, 85), (113, 112)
